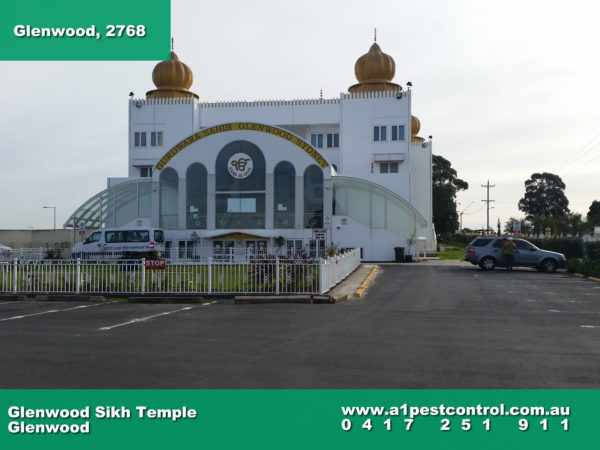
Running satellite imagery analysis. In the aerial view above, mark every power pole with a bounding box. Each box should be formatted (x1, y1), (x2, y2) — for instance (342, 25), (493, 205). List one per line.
(481, 180), (495, 235)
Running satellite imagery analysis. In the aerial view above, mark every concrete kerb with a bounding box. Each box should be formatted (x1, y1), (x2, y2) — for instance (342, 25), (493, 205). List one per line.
(0, 294), (107, 302)
(327, 263), (378, 302)
(572, 273), (599, 282)
(354, 265), (378, 298)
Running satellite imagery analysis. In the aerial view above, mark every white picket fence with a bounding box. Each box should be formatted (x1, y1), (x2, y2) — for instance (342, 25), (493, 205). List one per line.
(0, 249), (360, 296)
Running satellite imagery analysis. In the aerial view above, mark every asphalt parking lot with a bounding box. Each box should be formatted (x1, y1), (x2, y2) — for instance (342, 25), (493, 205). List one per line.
(0, 262), (599, 388)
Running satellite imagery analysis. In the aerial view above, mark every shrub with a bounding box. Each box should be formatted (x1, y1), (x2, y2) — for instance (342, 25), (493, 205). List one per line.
(566, 257), (600, 277)
(566, 258), (583, 273)
(527, 238), (584, 259)
(585, 242), (600, 260)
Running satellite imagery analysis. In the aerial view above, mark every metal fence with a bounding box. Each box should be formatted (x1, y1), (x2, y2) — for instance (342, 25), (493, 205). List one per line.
(0, 246), (329, 262)
(0, 249), (360, 296)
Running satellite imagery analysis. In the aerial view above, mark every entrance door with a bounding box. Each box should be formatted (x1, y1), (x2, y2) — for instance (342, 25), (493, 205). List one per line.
(213, 240), (235, 260)
(286, 239), (304, 256)
(309, 239), (326, 258)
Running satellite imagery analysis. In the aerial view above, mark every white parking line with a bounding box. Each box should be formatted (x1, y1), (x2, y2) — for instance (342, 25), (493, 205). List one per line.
(0, 303), (107, 322)
(581, 325), (597, 329)
(548, 310), (560, 313)
(98, 301), (216, 331)
(0, 302), (16, 305)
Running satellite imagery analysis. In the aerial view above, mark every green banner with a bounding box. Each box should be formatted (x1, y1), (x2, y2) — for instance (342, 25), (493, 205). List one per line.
(0, 0), (170, 60)
(1, 390), (598, 449)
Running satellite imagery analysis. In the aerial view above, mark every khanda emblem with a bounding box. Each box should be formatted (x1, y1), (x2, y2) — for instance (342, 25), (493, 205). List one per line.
(231, 157), (250, 171)
(228, 153), (254, 178)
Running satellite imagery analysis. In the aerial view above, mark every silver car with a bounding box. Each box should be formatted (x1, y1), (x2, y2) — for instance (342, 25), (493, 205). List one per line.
(465, 237), (566, 272)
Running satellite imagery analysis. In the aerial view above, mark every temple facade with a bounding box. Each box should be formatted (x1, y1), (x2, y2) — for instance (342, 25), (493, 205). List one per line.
(66, 41), (435, 261)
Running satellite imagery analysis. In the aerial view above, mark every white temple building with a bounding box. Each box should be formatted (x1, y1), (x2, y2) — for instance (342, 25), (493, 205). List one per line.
(66, 40), (435, 261)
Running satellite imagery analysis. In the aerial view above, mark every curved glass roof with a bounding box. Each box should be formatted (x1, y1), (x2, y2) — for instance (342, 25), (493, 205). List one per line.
(64, 179), (152, 230)
(333, 176), (427, 237)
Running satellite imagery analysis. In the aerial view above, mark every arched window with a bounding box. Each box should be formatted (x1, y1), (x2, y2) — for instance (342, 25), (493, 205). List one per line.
(304, 165), (323, 228)
(215, 141), (266, 229)
(160, 168), (178, 229)
(274, 162), (295, 228)
(186, 163), (207, 229)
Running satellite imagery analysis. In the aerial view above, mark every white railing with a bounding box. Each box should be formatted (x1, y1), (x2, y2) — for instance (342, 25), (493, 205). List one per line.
(319, 248), (361, 293)
(0, 249), (360, 296)
(1, 246), (329, 262)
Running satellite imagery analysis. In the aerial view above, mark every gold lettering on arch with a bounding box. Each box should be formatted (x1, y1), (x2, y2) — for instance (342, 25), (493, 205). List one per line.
(155, 122), (329, 171)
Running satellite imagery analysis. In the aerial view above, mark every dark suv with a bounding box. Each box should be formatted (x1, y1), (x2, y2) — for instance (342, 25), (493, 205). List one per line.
(465, 237), (566, 272)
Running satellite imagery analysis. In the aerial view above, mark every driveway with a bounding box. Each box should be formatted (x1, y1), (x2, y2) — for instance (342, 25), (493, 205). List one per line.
(0, 264), (598, 388)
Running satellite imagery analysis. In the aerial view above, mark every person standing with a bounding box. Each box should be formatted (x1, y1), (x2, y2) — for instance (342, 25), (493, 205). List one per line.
(503, 237), (517, 271)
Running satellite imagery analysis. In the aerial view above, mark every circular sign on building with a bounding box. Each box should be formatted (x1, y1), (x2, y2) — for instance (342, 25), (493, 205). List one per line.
(228, 153), (253, 179)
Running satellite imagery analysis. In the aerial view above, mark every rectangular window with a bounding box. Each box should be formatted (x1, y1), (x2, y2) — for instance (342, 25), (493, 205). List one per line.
(374, 126), (387, 142)
(327, 133), (340, 148)
(140, 167), (153, 178)
(151, 131), (163, 146)
(227, 197), (257, 213)
(379, 163), (389, 174)
(390, 162), (399, 173)
(311, 133), (323, 148)
(134, 132), (147, 147)
(391, 125), (405, 141)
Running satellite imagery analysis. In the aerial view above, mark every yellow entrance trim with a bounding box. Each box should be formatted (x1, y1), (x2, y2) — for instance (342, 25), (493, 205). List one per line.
(210, 232), (268, 240)
(155, 122), (329, 170)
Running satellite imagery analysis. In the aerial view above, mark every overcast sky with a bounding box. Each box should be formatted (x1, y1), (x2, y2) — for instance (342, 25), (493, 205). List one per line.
(1, 0), (599, 231)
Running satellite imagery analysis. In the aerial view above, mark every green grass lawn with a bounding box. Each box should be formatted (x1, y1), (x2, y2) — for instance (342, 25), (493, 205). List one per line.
(437, 242), (467, 260)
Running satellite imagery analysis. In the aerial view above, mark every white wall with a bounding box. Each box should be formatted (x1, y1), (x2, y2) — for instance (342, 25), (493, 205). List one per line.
(339, 92), (412, 203)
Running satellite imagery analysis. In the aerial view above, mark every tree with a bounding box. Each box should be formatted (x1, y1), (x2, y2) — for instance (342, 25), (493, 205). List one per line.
(587, 200), (600, 227)
(563, 212), (586, 236)
(518, 172), (569, 220)
(432, 155), (468, 235)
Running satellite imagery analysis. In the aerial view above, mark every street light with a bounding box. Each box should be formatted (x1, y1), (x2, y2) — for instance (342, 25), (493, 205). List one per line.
(43, 206), (56, 229)
(459, 202), (475, 231)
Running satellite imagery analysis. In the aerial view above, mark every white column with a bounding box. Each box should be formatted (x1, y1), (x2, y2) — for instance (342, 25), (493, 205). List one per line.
(265, 173), (274, 229)
(295, 175), (303, 229)
(178, 176), (186, 230)
(207, 174), (216, 229)
(323, 177), (333, 244)
(151, 182), (160, 228)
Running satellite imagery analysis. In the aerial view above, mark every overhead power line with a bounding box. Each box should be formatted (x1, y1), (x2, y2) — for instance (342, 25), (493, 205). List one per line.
(553, 131), (600, 173)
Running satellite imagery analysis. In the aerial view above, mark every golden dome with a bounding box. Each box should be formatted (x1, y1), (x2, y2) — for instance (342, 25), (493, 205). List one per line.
(348, 42), (401, 93)
(411, 115), (424, 144)
(146, 51), (198, 99)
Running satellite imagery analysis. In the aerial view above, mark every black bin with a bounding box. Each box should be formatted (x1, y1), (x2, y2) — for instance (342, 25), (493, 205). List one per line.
(394, 246), (405, 262)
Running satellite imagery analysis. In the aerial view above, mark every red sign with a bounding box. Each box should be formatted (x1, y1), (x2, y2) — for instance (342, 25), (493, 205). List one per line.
(144, 259), (166, 270)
